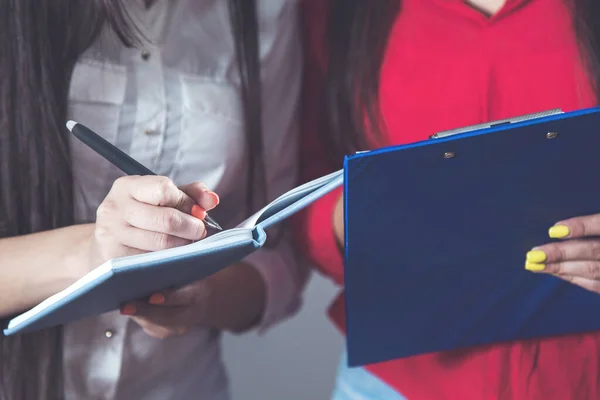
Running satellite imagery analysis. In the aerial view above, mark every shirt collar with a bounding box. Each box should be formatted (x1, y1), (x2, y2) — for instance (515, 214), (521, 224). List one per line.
(422, 0), (534, 23)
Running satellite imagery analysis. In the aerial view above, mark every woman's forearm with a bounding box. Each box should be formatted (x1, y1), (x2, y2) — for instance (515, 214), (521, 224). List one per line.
(0, 223), (93, 317)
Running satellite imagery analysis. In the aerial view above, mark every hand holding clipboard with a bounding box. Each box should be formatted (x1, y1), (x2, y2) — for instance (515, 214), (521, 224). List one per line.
(343, 106), (600, 366)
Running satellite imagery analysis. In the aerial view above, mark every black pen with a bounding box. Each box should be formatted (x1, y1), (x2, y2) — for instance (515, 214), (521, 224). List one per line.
(66, 120), (222, 231)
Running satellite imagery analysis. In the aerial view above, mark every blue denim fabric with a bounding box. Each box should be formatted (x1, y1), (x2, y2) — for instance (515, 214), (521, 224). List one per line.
(331, 351), (407, 400)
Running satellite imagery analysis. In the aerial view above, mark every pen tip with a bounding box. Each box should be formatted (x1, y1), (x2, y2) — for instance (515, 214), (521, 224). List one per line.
(205, 215), (222, 231)
(66, 120), (77, 131)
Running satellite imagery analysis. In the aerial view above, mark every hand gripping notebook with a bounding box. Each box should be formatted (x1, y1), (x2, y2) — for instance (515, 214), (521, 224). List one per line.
(344, 107), (600, 367)
(4, 170), (343, 335)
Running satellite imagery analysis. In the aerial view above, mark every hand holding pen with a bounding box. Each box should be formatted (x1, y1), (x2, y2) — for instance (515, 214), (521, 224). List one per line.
(66, 121), (222, 268)
(67, 121), (222, 231)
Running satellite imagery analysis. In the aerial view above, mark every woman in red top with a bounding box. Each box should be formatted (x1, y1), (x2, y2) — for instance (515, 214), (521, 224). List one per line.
(297, 0), (600, 399)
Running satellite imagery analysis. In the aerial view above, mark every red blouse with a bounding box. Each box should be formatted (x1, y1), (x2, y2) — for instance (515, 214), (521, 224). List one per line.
(296, 0), (600, 399)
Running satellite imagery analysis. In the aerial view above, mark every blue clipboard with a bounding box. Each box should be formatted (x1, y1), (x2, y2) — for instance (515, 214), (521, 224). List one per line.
(343, 106), (600, 367)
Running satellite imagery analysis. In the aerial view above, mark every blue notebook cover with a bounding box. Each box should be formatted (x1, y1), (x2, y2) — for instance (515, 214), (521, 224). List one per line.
(4, 170), (343, 335)
(344, 106), (600, 367)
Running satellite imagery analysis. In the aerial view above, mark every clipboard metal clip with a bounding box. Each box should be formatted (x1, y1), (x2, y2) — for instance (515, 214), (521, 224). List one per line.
(430, 109), (564, 139)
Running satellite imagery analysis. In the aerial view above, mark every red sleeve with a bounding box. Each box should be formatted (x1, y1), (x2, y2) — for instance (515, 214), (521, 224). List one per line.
(293, 0), (344, 286)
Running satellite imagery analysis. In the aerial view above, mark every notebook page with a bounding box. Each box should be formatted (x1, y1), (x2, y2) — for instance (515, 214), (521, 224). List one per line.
(110, 227), (252, 270)
(255, 170), (344, 230)
(235, 169), (343, 229)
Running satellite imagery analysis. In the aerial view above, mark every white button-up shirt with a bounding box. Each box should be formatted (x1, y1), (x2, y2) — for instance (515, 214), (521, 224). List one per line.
(64, 1), (306, 399)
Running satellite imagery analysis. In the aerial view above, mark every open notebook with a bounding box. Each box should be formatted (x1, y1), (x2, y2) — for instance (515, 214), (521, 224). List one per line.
(4, 169), (343, 335)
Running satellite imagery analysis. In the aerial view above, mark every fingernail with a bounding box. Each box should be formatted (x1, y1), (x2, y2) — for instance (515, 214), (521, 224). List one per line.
(549, 225), (570, 239)
(526, 250), (547, 263)
(149, 293), (165, 305)
(191, 204), (206, 220)
(204, 190), (220, 207)
(525, 262), (546, 272)
(121, 304), (136, 315)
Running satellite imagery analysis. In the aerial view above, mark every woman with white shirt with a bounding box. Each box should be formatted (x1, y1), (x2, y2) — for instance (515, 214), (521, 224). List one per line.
(0, 0), (305, 399)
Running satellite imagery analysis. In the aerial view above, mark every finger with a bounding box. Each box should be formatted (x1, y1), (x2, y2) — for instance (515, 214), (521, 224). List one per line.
(555, 274), (600, 295)
(550, 213), (600, 239)
(147, 281), (210, 307)
(120, 302), (189, 326)
(527, 239), (600, 264)
(89, 231), (146, 265)
(121, 175), (197, 214)
(533, 260), (600, 280)
(138, 324), (182, 340)
(122, 200), (206, 241)
(179, 182), (220, 211)
(115, 225), (191, 252)
(130, 315), (189, 339)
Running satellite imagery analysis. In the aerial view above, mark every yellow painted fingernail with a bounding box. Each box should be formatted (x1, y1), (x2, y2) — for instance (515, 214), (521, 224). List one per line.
(549, 225), (570, 239)
(526, 250), (547, 263)
(525, 262), (546, 272)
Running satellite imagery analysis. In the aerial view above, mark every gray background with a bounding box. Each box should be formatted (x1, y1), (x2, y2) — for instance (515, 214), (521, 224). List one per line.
(222, 273), (343, 400)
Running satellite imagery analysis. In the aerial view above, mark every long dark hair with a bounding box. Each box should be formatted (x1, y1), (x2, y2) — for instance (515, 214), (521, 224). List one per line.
(322, 0), (600, 167)
(0, 0), (262, 398)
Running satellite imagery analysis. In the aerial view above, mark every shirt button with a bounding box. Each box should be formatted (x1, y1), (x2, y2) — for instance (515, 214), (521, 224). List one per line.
(144, 128), (154, 135)
(104, 330), (114, 338)
(141, 49), (150, 61)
